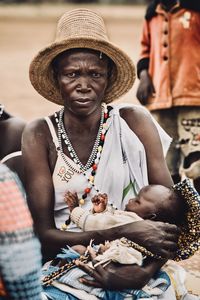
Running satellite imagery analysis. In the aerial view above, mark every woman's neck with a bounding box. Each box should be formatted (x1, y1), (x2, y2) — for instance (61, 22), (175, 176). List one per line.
(63, 106), (102, 134)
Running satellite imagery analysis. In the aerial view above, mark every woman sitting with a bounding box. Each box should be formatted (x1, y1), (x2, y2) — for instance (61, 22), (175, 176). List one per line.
(22, 8), (187, 299)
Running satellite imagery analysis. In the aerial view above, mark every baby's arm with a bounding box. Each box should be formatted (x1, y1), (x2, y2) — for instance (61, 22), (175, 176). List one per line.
(91, 193), (108, 213)
(64, 191), (79, 212)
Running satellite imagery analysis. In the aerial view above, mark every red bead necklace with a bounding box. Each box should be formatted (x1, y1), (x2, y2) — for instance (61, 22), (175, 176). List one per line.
(56, 103), (111, 230)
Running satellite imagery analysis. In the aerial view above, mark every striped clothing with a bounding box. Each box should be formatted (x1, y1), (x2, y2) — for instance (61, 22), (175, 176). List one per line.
(0, 164), (42, 299)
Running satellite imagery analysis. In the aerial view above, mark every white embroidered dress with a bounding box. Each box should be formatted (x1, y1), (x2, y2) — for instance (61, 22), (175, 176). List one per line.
(45, 103), (171, 231)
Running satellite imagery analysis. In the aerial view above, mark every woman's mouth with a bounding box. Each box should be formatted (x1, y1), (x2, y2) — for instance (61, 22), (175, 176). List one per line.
(75, 98), (92, 105)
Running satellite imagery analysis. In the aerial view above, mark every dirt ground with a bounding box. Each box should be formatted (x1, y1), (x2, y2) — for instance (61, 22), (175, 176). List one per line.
(0, 3), (142, 121)
(0, 3), (199, 296)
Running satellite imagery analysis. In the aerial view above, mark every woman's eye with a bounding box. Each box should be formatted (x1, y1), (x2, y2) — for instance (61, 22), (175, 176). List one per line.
(66, 72), (76, 78)
(92, 73), (101, 78)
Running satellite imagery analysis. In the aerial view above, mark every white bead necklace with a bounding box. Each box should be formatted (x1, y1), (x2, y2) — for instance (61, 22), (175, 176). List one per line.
(55, 113), (82, 174)
(55, 103), (106, 172)
(54, 104), (118, 230)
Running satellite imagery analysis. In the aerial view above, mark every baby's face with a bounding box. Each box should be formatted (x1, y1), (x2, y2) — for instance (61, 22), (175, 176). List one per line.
(125, 185), (169, 219)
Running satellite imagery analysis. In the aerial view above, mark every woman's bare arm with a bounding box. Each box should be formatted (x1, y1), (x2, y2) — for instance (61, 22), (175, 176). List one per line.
(120, 105), (173, 187)
(22, 119), (104, 260)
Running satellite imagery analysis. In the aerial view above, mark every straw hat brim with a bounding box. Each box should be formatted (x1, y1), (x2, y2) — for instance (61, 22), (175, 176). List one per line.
(29, 37), (136, 105)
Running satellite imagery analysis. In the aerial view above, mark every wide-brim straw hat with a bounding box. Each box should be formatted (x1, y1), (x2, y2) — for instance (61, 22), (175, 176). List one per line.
(29, 8), (136, 105)
(172, 178), (200, 261)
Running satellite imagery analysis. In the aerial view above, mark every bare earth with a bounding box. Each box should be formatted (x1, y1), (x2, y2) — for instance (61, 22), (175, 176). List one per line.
(0, 3), (142, 121)
(0, 3), (199, 296)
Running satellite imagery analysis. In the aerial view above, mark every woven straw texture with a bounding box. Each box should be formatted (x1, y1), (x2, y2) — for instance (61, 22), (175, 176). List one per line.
(29, 8), (136, 105)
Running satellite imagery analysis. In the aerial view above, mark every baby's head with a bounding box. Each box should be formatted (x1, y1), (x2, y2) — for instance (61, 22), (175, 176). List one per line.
(125, 185), (186, 225)
(126, 180), (200, 261)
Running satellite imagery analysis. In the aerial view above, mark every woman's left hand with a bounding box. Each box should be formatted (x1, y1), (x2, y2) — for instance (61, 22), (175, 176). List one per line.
(76, 260), (149, 290)
(75, 246), (153, 290)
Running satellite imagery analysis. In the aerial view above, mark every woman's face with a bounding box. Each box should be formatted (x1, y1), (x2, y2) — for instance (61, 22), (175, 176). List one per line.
(55, 49), (109, 117)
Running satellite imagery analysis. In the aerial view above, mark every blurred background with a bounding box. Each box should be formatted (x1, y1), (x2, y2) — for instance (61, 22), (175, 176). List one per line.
(0, 0), (149, 121)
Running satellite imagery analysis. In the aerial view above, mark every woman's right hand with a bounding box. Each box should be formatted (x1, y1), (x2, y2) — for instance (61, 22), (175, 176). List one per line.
(136, 70), (155, 105)
(110, 219), (180, 259)
(64, 191), (79, 213)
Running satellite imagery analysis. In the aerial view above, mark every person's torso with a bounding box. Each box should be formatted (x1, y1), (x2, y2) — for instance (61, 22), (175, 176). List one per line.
(147, 5), (200, 110)
(45, 105), (141, 231)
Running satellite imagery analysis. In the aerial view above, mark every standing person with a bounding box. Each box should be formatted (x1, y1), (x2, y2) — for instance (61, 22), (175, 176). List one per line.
(0, 104), (26, 183)
(136, 0), (200, 192)
(0, 164), (43, 299)
(23, 8), (182, 298)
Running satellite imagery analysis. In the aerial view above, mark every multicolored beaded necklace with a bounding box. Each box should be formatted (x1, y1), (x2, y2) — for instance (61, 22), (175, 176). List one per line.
(54, 103), (110, 209)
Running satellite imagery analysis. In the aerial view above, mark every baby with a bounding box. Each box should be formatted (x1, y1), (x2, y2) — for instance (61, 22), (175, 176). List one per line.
(65, 184), (186, 266)
(42, 180), (199, 300)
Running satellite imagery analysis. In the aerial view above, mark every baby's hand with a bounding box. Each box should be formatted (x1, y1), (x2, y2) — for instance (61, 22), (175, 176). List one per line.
(64, 191), (79, 212)
(91, 193), (108, 213)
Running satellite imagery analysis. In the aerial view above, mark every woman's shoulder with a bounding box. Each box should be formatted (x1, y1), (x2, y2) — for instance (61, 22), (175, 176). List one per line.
(118, 103), (150, 118)
(112, 103), (168, 150)
(111, 102), (150, 116)
(23, 115), (55, 146)
(23, 115), (54, 134)
(113, 103), (154, 132)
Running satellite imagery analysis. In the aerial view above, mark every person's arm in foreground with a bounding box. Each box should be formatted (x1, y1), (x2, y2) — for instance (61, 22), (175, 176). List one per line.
(0, 164), (42, 299)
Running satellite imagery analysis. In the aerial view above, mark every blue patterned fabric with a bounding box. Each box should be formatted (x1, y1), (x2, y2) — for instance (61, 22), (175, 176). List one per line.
(43, 247), (171, 300)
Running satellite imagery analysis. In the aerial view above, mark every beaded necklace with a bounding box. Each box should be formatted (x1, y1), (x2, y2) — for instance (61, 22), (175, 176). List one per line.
(55, 103), (109, 210)
(58, 105), (105, 171)
(0, 104), (4, 118)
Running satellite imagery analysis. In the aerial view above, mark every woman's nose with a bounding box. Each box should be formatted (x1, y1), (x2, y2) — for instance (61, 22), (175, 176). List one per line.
(76, 76), (91, 92)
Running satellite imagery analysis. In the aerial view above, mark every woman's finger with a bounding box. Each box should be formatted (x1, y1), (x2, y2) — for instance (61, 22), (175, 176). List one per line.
(165, 223), (180, 234)
(75, 261), (103, 286)
(79, 277), (102, 288)
(87, 246), (97, 261)
(76, 260), (104, 282)
(158, 248), (176, 259)
(163, 240), (178, 252)
(75, 261), (97, 276)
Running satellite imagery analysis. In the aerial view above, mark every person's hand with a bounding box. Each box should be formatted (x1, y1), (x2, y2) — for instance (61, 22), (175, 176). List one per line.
(136, 70), (155, 105)
(75, 246), (151, 290)
(64, 191), (79, 212)
(91, 193), (108, 213)
(119, 220), (180, 259)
